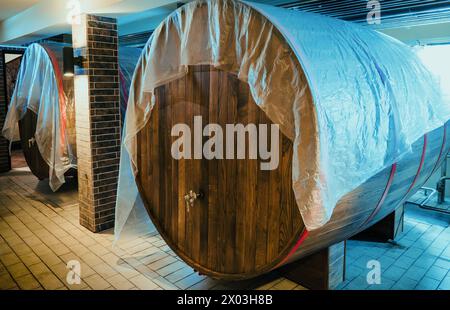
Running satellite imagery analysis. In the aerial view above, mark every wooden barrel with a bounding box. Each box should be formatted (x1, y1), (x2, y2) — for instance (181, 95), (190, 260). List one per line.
(16, 45), (139, 183)
(135, 64), (449, 280)
(18, 110), (49, 180)
(122, 0), (450, 280)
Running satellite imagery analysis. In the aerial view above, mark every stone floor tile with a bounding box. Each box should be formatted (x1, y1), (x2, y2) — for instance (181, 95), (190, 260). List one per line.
(151, 276), (180, 290)
(11, 242), (32, 256)
(433, 258), (450, 269)
(35, 271), (65, 290)
(0, 272), (17, 289)
(19, 252), (41, 267)
(31, 243), (52, 256)
(15, 274), (42, 290)
(40, 252), (63, 267)
(84, 274), (110, 290)
(383, 265), (407, 281)
(165, 266), (195, 283)
(29, 262), (51, 276)
(100, 252), (121, 267)
(402, 265), (427, 282)
(393, 255), (416, 269)
(391, 276), (418, 290)
(0, 242), (13, 255)
(88, 244), (110, 256)
(1, 166), (449, 291)
(129, 274), (159, 290)
(437, 276), (450, 290)
(106, 274), (135, 290)
(48, 243), (71, 256)
(175, 273), (205, 289)
(426, 265), (448, 282)
(415, 277), (441, 290)
(413, 254), (438, 269)
(139, 251), (169, 266)
(156, 261), (186, 277)
(1, 252), (21, 266)
(7, 262), (30, 279)
(187, 277), (220, 290)
(114, 263), (140, 279)
(255, 278), (284, 290)
(403, 247), (424, 259)
(92, 263), (117, 279)
(366, 278), (395, 290)
(342, 276), (369, 290)
(148, 255), (177, 271)
(80, 252), (103, 267)
(271, 279), (298, 290)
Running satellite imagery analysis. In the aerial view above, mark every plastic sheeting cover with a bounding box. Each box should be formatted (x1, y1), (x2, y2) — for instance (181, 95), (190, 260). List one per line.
(2, 43), (76, 191)
(119, 47), (143, 122)
(118, 0), (450, 232)
(115, 47), (156, 243)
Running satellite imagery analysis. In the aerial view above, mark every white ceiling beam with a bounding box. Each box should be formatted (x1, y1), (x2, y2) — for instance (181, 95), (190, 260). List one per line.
(0, 0), (180, 44)
(2, 0), (449, 46)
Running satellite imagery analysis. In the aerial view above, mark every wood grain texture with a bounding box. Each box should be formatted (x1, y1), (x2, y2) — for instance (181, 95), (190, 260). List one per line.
(135, 64), (450, 280)
(17, 45), (76, 183)
(136, 66), (302, 279)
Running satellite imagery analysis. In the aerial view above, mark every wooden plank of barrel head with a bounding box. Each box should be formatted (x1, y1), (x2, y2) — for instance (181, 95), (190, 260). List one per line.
(136, 66), (303, 278)
(135, 64), (450, 280)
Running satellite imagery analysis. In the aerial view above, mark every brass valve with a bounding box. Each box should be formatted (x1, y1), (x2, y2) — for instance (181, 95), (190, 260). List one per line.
(184, 190), (204, 212)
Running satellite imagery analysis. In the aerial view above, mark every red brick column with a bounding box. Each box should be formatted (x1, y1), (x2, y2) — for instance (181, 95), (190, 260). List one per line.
(0, 50), (11, 173)
(72, 15), (121, 232)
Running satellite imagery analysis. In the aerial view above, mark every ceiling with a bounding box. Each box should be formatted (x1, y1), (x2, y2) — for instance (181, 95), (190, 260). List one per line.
(0, 0), (39, 21)
(1, 0), (450, 45)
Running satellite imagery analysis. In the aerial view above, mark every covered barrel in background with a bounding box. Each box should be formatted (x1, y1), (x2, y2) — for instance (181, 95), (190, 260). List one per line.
(2, 43), (76, 189)
(2, 43), (141, 190)
(19, 44), (76, 182)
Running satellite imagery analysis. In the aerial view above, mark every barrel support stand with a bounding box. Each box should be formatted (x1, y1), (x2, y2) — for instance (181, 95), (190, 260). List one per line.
(351, 204), (404, 242)
(278, 241), (346, 290)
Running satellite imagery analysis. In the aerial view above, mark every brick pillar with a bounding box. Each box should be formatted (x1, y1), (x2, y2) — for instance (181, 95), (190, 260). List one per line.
(0, 50), (11, 173)
(72, 15), (121, 232)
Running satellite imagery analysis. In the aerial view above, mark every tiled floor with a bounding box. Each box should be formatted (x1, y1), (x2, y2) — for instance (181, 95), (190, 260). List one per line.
(0, 167), (300, 290)
(341, 203), (450, 290)
(0, 166), (449, 290)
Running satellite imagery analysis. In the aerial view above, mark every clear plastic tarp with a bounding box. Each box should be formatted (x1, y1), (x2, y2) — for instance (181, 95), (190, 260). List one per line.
(2, 44), (143, 194)
(119, 47), (143, 121)
(117, 0), (450, 234)
(2, 43), (76, 191)
(115, 47), (156, 243)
